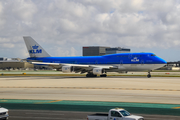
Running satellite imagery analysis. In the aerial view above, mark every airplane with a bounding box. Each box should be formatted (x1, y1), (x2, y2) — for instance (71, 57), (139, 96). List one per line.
(23, 36), (167, 78)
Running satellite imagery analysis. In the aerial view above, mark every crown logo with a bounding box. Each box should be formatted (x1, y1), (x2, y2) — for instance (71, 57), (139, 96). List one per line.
(32, 45), (39, 49)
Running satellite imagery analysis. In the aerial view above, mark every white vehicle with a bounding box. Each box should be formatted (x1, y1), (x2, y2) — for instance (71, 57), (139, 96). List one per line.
(0, 106), (8, 120)
(87, 108), (144, 120)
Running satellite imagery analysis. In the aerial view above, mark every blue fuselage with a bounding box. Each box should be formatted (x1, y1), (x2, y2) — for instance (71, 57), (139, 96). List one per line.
(27, 53), (167, 65)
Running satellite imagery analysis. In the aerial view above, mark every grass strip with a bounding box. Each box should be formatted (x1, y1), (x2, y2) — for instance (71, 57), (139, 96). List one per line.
(0, 99), (180, 116)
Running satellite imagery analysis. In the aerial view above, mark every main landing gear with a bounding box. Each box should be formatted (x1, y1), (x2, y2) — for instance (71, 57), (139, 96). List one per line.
(86, 73), (97, 77)
(147, 71), (151, 78)
(100, 74), (107, 77)
(86, 73), (107, 77)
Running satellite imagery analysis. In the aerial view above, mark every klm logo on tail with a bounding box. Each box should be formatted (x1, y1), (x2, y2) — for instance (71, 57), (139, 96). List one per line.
(29, 45), (42, 54)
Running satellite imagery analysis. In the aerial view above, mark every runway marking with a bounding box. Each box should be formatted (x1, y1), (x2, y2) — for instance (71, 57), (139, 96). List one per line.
(35, 100), (62, 104)
(0, 100), (7, 102)
(0, 86), (180, 91)
(172, 106), (180, 109)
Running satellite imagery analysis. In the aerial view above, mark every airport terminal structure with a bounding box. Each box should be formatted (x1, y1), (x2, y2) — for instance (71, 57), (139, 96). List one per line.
(0, 57), (34, 70)
(83, 46), (130, 56)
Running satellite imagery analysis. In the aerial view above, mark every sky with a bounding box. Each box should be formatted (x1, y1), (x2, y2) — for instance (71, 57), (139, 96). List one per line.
(0, 0), (180, 62)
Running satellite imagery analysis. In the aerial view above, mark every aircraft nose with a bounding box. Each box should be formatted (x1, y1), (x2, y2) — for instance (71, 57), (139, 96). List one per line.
(161, 59), (167, 64)
(158, 58), (167, 64)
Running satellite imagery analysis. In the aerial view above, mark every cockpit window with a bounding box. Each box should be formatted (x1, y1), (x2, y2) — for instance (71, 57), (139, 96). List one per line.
(151, 54), (156, 56)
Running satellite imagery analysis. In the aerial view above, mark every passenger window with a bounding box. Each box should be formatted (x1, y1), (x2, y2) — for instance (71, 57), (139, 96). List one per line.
(111, 111), (122, 117)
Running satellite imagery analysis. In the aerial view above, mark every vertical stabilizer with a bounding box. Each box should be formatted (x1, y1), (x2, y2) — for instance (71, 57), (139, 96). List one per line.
(23, 36), (50, 57)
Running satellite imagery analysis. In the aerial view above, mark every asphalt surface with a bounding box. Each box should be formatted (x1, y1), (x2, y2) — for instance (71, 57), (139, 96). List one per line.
(9, 109), (180, 120)
(0, 76), (180, 119)
(0, 76), (180, 104)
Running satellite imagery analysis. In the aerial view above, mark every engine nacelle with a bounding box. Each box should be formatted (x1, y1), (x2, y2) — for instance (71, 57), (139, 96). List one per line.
(62, 66), (73, 73)
(92, 68), (104, 75)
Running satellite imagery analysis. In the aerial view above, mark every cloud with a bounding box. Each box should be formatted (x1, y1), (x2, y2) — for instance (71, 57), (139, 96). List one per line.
(0, 0), (179, 61)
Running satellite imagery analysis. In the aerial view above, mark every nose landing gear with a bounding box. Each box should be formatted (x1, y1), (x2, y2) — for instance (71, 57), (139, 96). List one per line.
(147, 71), (151, 78)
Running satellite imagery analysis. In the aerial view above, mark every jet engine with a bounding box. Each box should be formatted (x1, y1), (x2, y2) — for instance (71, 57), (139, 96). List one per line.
(62, 66), (73, 73)
(92, 68), (105, 75)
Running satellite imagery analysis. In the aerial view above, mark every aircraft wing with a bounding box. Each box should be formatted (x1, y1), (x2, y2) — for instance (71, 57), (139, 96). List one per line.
(32, 62), (89, 67)
(32, 62), (60, 65)
(31, 62), (115, 69)
(89, 65), (114, 69)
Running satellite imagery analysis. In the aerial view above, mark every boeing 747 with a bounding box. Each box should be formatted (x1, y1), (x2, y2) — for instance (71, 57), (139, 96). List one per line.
(24, 36), (167, 78)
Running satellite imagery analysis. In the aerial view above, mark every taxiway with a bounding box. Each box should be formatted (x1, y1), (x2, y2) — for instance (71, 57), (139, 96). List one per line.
(0, 76), (180, 104)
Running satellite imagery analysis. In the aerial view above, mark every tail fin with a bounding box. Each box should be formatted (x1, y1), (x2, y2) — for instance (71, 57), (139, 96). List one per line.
(23, 36), (51, 57)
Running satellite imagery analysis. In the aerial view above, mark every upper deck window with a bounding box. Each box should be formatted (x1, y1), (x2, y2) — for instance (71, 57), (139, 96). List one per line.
(151, 54), (156, 56)
(132, 55), (142, 57)
(116, 55), (128, 57)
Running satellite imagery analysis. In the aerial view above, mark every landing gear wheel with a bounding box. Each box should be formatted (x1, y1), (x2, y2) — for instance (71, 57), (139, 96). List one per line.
(93, 75), (97, 77)
(147, 71), (151, 78)
(100, 74), (107, 77)
(147, 74), (151, 78)
(86, 74), (97, 77)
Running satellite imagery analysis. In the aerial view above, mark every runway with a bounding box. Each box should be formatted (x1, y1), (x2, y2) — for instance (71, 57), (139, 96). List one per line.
(0, 76), (180, 104)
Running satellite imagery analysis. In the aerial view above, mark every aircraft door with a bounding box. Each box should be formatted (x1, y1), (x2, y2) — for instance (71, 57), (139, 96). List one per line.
(120, 60), (123, 66)
(128, 54), (132, 59)
(110, 111), (123, 120)
(118, 60), (125, 70)
(141, 60), (144, 65)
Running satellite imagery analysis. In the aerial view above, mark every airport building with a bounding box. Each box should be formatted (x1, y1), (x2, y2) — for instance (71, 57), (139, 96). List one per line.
(83, 46), (110, 56)
(166, 61), (180, 70)
(0, 57), (34, 70)
(106, 47), (131, 55)
(83, 46), (130, 56)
